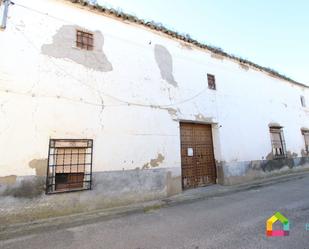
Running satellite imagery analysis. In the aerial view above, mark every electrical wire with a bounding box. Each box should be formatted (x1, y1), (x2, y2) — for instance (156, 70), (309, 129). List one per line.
(12, 1), (241, 74)
(3, 3), (308, 114)
(12, 2), (73, 24)
(6, 12), (212, 109)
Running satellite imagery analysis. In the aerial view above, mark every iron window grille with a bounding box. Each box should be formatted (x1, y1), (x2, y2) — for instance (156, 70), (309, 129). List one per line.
(207, 74), (216, 90)
(302, 130), (309, 154)
(46, 139), (93, 194)
(269, 127), (287, 159)
(76, 30), (94, 50)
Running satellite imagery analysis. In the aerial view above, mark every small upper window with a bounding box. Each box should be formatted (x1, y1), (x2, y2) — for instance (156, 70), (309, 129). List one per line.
(300, 96), (306, 107)
(269, 127), (286, 159)
(207, 74), (216, 90)
(76, 30), (94, 50)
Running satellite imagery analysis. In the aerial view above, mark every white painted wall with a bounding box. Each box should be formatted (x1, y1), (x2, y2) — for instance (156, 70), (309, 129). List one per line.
(0, 0), (308, 176)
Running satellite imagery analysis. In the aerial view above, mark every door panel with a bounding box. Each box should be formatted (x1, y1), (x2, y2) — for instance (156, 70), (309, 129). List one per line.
(180, 123), (216, 189)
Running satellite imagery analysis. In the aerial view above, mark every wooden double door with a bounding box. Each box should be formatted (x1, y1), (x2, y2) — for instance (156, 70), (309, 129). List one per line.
(180, 123), (217, 189)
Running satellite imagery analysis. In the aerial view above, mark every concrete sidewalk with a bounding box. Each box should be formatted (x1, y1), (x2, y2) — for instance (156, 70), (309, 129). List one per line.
(1, 170), (308, 240)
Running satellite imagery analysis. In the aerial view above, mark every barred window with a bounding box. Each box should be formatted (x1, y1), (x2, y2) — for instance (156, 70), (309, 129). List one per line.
(302, 130), (309, 154)
(76, 30), (94, 50)
(270, 127), (286, 159)
(46, 139), (93, 194)
(207, 74), (216, 90)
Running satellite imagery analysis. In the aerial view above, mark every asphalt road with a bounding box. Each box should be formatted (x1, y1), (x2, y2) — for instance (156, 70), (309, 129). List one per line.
(1, 174), (309, 249)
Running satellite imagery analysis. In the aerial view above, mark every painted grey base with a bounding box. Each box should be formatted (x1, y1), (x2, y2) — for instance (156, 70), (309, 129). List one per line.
(0, 168), (182, 225)
(0, 157), (309, 225)
(217, 156), (309, 185)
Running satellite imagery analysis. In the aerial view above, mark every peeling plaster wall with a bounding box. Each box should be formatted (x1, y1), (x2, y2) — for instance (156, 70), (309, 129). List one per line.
(154, 44), (178, 87)
(0, 0), (309, 204)
(219, 157), (309, 185)
(0, 168), (181, 225)
(41, 25), (113, 72)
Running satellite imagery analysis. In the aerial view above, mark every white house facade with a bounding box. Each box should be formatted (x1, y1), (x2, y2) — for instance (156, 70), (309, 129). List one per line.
(0, 0), (308, 224)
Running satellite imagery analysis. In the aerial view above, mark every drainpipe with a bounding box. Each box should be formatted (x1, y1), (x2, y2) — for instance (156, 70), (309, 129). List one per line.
(1, 0), (11, 30)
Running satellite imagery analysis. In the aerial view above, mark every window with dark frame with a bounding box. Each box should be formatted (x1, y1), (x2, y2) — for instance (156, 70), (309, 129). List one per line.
(302, 130), (309, 154)
(207, 74), (216, 90)
(269, 127), (286, 159)
(76, 30), (94, 50)
(300, 96), (306, 107)
(46, 139), (93, 194)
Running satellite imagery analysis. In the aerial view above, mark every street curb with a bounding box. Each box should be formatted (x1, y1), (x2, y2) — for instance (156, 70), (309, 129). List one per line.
(166, 171), (309, 207)
(1, 170), (308, 240)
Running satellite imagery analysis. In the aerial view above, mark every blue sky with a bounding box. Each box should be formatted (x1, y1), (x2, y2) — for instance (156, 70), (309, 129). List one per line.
(96, 0), (309, 85)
